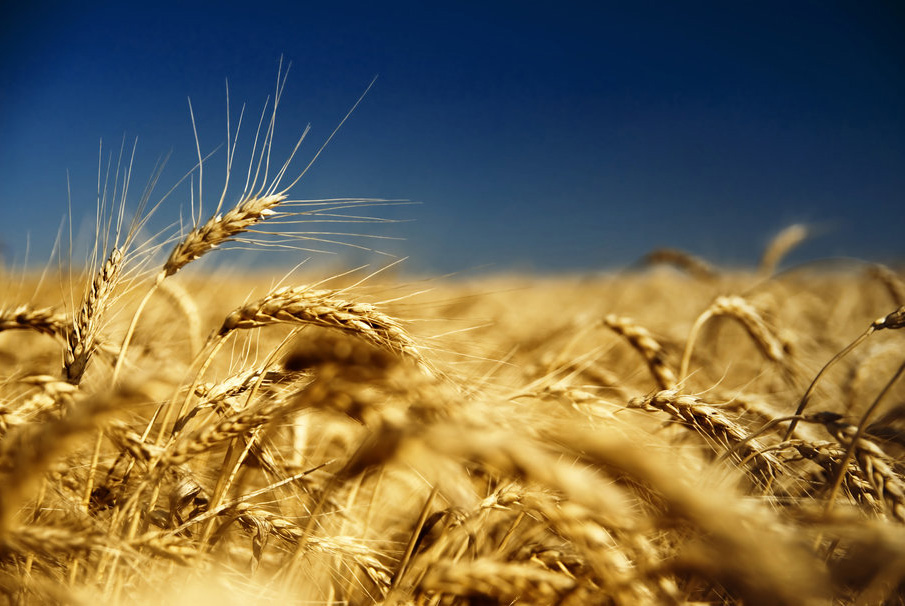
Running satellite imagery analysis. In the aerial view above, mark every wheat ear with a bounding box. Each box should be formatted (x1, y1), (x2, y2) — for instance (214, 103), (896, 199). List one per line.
(603, 314), (677, 390)
(111, 194), (287, 380)
(643, 247), (717, 280)
(680, 295), (788, 381)
(0, 386), (142, 535)
(65, 248), (123, 384)
(219, 285), (430, 371)
(163, 194), (287, 278)
(629, 389), (783, 484)
(153, 285), (428, 453)
(823, 359), (905, 518)
(0, 306), (69, 339)
(759, 223), (809, 277)
(813, 412), (905, 522)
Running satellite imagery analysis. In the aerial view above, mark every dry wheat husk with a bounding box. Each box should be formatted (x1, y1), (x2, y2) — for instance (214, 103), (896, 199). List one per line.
(0, 305), (68, 339)
(629, 389), (784, 484)
(65, 248), (123, 383)
(218, 285), (431, 372)
(603, 314), (677, 390)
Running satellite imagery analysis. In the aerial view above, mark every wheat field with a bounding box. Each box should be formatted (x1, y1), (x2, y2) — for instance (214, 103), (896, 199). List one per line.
(1, 79), (904, 606)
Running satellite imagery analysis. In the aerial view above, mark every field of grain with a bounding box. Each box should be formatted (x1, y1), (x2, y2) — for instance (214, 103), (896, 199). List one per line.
(2, 224), (904, 606)
(2, 82), (904, 605)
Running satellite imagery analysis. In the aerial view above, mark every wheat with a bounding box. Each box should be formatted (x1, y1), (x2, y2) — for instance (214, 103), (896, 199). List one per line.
(680, 294), (790, 380)
(817, 415), (905, 522)
(0, 305), (68, 339)
(65, 248), (124, 383)
(163, 195), (287, 279)
(420, 558), (577, 602)
(218, 285), (430, 372)
(759, 223), (809, 277)
(785, 305), (905, 439)
(629, 389), (783, 484)
(602, 314), (677, 390)
(642, 247), (717, 280)
(0, 385), (144, 534)
(5, 70), (905, 606)
(157, 279), (203, 355)
(868, 263), (905, 305)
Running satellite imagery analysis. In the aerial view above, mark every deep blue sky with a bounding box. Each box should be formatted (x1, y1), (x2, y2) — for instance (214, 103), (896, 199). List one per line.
(1, 1), (903, 273)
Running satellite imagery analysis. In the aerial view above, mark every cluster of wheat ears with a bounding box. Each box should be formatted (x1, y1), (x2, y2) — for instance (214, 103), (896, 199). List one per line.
(2, 72), (905, 606)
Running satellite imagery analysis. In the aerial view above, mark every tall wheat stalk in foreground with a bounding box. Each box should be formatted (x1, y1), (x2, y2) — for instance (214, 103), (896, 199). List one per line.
(111, 63), (382, 383)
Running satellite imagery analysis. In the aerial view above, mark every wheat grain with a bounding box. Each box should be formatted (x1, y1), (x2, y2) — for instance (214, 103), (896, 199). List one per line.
(218, 285), (431, 372)
(65, 248), (124, 383)
(0, 305), (68, 339)
(162, 194), (287, 278)
(629, 389), (784, 484)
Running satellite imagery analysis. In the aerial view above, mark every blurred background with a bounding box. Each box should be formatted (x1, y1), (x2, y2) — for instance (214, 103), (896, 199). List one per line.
(1, 1), (902, 274)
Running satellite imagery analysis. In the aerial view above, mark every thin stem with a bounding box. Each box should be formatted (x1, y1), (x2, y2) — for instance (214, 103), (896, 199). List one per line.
(782, 328), (873, 441)
(111, 273), (164, 383)
(679, 309), (713, 381)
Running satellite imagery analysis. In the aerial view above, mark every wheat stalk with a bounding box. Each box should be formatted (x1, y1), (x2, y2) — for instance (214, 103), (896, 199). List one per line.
(680, 295), (790, 381)
(156, 279), (203, 355)
(784, 305), (905, 440)
(643, 247), (717, 280)
(759, 223), (809, 277)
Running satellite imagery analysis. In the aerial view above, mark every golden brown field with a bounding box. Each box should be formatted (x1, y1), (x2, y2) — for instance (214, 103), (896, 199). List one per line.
(2, 82), (904, 605)
(2, 241), (904, 605)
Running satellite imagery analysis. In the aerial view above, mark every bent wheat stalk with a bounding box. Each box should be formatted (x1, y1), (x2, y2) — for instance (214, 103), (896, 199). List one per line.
(868, 264), (905, 306)
(759, 223), (809, 278)
(156, 277), (203, 355)
(642, 248), (717, 281)
(680, 295), (788, 381)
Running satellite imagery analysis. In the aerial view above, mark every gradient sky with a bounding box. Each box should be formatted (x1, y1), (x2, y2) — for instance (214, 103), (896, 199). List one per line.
(1, 1), (903, 273)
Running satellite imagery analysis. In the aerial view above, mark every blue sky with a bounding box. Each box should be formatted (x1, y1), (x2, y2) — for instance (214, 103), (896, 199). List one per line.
(1, 1), (903, 273)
